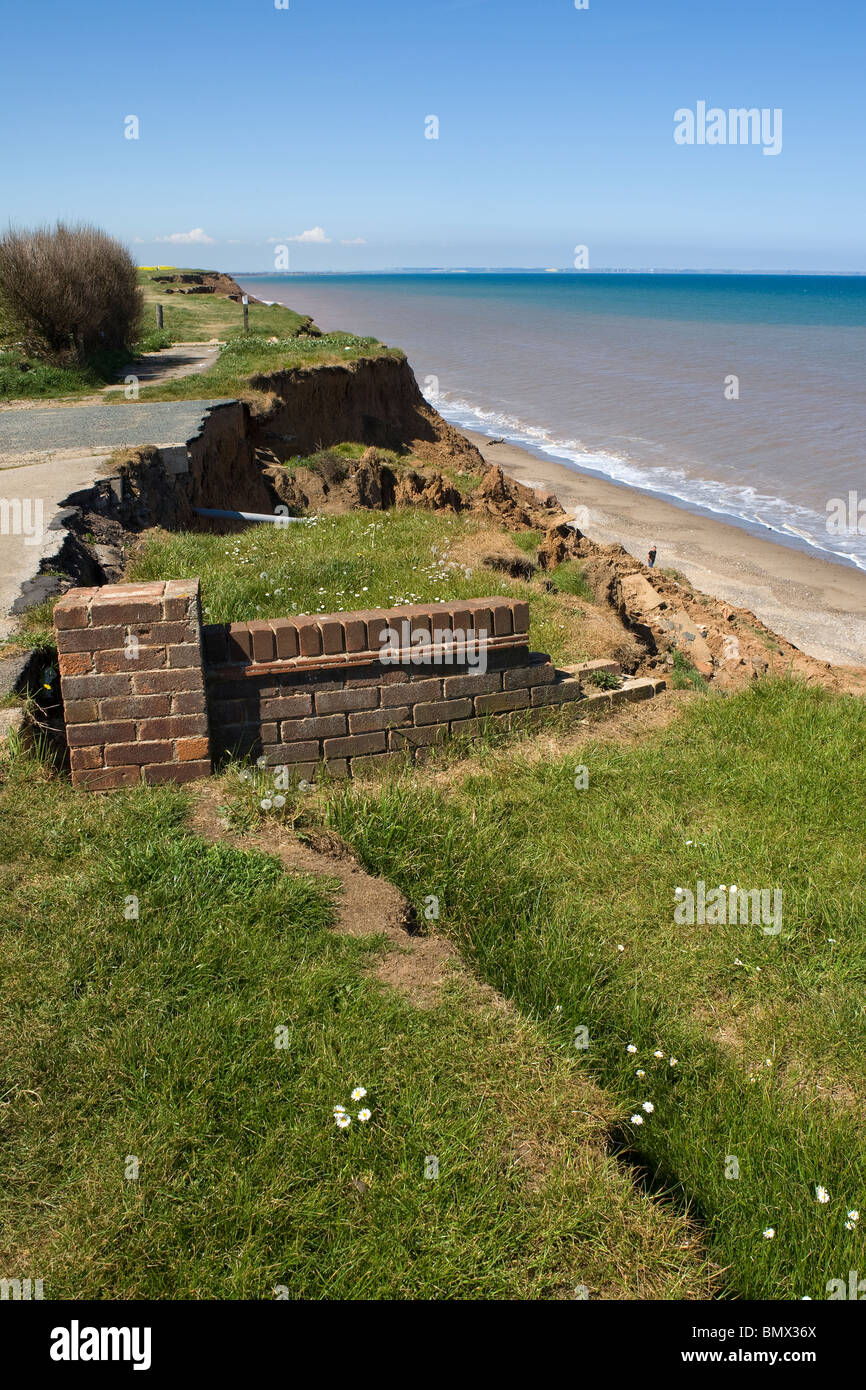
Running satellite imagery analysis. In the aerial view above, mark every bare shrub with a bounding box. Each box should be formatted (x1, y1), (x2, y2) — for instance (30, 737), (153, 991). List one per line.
(0, 222), (142, 361)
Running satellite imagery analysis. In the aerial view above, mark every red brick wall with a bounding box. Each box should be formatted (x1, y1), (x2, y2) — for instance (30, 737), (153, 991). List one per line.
(54, 580), (210, 790)
(55, 585), (663, 790)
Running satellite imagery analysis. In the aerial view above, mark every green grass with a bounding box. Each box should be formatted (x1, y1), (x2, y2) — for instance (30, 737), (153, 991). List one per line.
(136, 268), (310, 344)
(671, 648), (710, 691)
(127, 508), (616, 667)
(0, 750), (711, 1299)
(304, 679), (866, 1299)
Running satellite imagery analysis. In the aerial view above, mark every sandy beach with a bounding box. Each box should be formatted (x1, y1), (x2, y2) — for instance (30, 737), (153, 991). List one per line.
(460, 429), (866, 670)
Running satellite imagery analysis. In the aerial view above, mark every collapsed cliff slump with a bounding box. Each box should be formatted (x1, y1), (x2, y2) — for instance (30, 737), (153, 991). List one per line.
(249, 355), (485, 471)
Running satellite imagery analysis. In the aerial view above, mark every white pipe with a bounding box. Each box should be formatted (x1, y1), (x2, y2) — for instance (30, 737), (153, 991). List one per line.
(193, 508), (313, 524)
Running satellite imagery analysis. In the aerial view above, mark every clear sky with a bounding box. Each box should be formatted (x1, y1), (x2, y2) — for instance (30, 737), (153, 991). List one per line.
(2, 0), (864, 272)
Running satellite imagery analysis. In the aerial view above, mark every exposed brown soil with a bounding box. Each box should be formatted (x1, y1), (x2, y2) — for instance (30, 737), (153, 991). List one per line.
(188, 781), (459, 1009)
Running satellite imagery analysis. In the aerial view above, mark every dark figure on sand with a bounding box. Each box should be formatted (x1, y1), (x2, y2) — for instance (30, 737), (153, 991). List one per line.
(648, 545), (657, 568)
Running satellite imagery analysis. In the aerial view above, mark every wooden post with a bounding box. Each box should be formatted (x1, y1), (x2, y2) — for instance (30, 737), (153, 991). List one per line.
(156, 303), (164, 329)
(242, 295), (249, 332)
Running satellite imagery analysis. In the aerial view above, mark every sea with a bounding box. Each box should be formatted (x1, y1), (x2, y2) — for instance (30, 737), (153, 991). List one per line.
(237, 273), (866, 572)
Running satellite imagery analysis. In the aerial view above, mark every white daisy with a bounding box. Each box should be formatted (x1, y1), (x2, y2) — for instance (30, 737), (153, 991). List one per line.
(642, 1101), (654, 1113)
(351, 1086), (367, 1102)
(636, 1069), (646, 1078)
(630, 1114), (644, 1126)
(653, 1050), (664, 1059)
(763, 1228), (775, 1239)
(626, 1044), (637, 1054)
(815, 1186), (830, 1204)
(357, 1109), (371, 1122)
(335, 1113), (351, 1129)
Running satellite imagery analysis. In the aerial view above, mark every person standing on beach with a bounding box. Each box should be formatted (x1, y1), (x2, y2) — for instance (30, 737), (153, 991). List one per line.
(648, 544), (658, 568)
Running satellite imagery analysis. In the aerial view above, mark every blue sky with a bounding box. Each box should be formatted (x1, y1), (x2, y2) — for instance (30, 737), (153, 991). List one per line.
(2, 0), (864, 271)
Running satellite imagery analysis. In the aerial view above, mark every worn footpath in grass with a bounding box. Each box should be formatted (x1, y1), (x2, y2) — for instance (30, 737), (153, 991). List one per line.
(127, 508), (614, 668)
(305, 679), (866, 1300)
(0, 750), (712, 1299)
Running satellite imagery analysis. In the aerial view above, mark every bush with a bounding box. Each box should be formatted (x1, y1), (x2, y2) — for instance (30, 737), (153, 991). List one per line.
(0, 222), (142, 362)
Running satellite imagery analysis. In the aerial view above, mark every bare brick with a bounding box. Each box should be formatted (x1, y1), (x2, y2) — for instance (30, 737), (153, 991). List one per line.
(133, 669), (202, 694)
(59, 652), (92, 677)
(177, 736), (211, 761)
(343, 617), (367, 652)
(318, 618), (345, 656)
(443, 672), (501, 699)
(415, 698), (473, 724)
(266, 740), (320, 764)
(63, 673), (130, 701)
(100, 694), (170, 720)
(530, 680), (584, 707)
(69, 746), (104, 771)
(315, 686), (378, 715)
(91, 597), (162, 626)
(106, 741), (173, 766)
(227, 624), (253, 663)
(53, 589), (98, 629)
(492, 604), (513, 637)
(247, 621), (275, 663)
(503, 663), (557, 691)
(259, 694), (314, 720)
(475, 690), (529, 714)
(172, 691), (207, 715)
(63, 698), (99, 724)
(382, 677), (440, 707)
(349, 706), (411, 734)
(140, 715), (208, 740)
(74, 765), (140, 790)
(272, 622), (299, 661)
(295, 617), (322, 658)
(68, 720), (135, 747)
(56, 625), (126, 654)
(280, 714), (346, 741)
(511, 600), (530, 634)
(142, 759), (211, 785)
(323, 732), (386, 758)
(167, 643), (203, 670)
(96, 647), (165, 673)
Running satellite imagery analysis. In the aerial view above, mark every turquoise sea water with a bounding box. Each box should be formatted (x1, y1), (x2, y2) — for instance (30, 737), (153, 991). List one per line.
(238, 273), (866, 571)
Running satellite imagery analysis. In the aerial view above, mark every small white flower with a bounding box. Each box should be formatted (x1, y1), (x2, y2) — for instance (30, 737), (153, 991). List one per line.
(653, 1050), (664, 1059)
(642, 1101), (654, 1113)
(357, 1108), (371, 1122)
(636, 1069), (646, 1078)
(763, 1227), (775, 1239)
(260, 798), (273, 810)
(847, 1210), (859, 1221)
(616, 944), (625, 952)
(669, 1058), (678, 1067)
(815, 1185), (830, 1204)
(554, 1005), (562, 1013)
(351, 1086), (367, 1101)
(734, 958), (744, 966)
(335, 1113), (351, 1129)
(626, 1044), (637, 1054)
(333, 1104), (346, 1115)
(630, 1113), (644, 1126)
(845, 1221), (856, 1231)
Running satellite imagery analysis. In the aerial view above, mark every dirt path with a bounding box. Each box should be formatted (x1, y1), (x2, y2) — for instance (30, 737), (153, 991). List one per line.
(189, 782), (460, 1009)
(0, 341), (222, 412)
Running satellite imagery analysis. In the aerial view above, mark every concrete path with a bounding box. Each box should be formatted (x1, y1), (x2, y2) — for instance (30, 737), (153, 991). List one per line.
(0, 400), (234, 467)
(0, 453), (113, 633)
